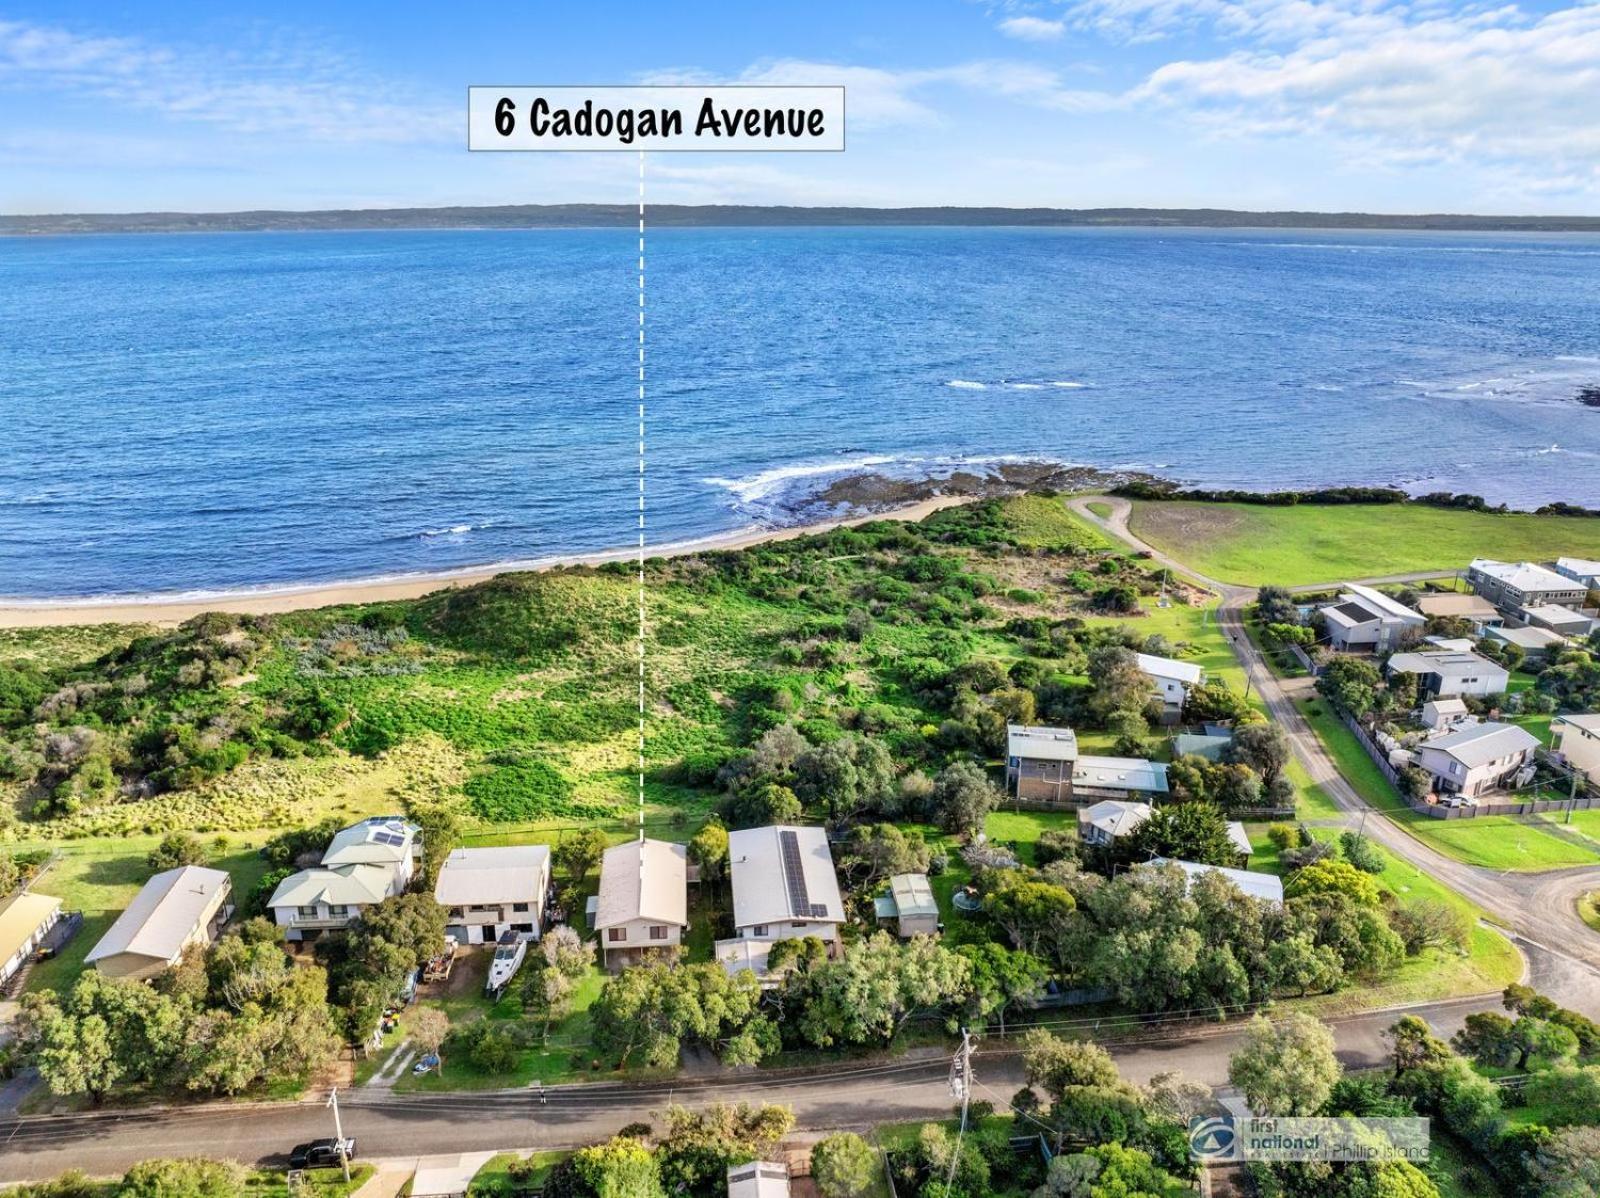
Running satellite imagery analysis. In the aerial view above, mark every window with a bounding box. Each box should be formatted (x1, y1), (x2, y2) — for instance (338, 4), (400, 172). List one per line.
(607, 928), (625, 942)
(649, 925), (668, 940)
(297, 905), (318, 918)
(751, 925), (768, 937)
(512, 902), (530, 913)
(792, 921), (806, 928)
(327, 905), (350, 917)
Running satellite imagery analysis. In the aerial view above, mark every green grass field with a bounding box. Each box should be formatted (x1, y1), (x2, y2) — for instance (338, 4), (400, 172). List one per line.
(1127, 500), (1600, 586)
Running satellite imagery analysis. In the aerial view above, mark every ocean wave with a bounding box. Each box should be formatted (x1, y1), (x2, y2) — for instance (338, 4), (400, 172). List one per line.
(947, 378), (1089, 390)
(702, 455), (899, 504)
(946, 379), (987, 390)
(419, 523), (480, 538)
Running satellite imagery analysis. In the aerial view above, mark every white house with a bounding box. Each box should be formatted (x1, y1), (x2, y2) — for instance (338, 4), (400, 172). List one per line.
(1553, 557), (1600, 592)
(86, 866), (233, 980)
(726, 1161), (790, 1198)
(1077, 799), (1153, 848)
(1135, 652), (1205, 717)
(269, 817), (419, 941)
(434, 845), (551, 945)
(592, 837), (688, 971)
(1421, 697), (1470, 731)
(874, 873), (940, 939)
(1468, 560), (1588, 616)
(1415, 722), (1540, 800)
(0, 892), (62, 987)
(1384, 649), (1508, 699)
(1320, 584), (1426, 653)
(1552, 713), (1600, 777)
(1146, 858), (1283, 905)
(723, 825), (844, 959)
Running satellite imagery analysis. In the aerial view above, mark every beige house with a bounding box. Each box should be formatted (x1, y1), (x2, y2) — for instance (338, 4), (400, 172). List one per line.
(727, 1161), (791, 1198)
(434, 845), (551, 945)
(1553, 713), (1600, 777)
(0, 892), (62, 987)
(1415, 592), (1502, 632)
(592, 837), (687, 970)
(86, 866), (233, 980)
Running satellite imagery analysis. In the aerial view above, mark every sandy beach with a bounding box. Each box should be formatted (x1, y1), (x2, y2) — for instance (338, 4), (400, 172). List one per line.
(0, 497), (968, 630)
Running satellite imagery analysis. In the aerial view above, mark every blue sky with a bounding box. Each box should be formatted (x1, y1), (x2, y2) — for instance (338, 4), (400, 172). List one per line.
(2, 0), (1597, 214)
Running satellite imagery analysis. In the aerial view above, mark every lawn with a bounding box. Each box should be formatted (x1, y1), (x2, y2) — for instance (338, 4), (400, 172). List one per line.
(1578, 890), (1600, 933)
(1004, 494), (1112, 552)
(467, 1151), (569, 1196)
(1126, 500), (1600, 587)
(20, 837), (275, 995)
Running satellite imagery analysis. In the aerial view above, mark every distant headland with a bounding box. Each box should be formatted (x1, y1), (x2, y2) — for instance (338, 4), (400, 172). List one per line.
(6, 204), (1600, 236)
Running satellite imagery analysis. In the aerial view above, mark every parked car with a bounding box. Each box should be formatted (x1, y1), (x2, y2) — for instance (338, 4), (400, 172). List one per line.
(289, 1138), (356, 1170)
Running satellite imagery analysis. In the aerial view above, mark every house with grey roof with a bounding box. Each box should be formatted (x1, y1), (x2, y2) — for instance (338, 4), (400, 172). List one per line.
(1135, 652), (1205, 719)
(1173, 732), (1232, 762)
(717, 825), (844, 979)
(434, 845), (551, 946)
(1421, 697), (1470, 731)
(1520, 604), (1595, 639)
(1319, 584), (1426, 653)
(1006, 723), (1169, 804)
(1415, 721), (1540, 800)
(1486, 624), (1569, 662)
(87, 865), (233, 980)
(874, 872), (940, 938)
(1077, 799), (1153, 848)
(1384, 649), (1508, 699)
(1468, 559), (1588, 616)
(593, 837), (687, 970)
(1554, 557), (1600, 591)
(269, 816), (419, 941)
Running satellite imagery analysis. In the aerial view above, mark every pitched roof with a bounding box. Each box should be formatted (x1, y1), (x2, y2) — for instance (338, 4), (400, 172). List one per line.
(1386, 650), (1506, 679)
(434, 845), (550, 907)
(321, 817), (418, 868)
(1470, 559), (1581, 593)
(728, 825), (844, 929)
(594, 838), (687, 929)
(1489, 625), (1567, 650)
(1343, 583), (1424, 624)
(1007, 724), (1078, 763)
(1554, 557), (1600, 583)
(1422, 698), (1469, 716)
(86, 866), (231, 965)
(1174, 733), (1232, 762)
(886, 873), (939, 919)
(1325, 601), (1379, 627)
(1226, 821), (1253, 858)
(1148, 858), (1284, 904)
(0, 892), (61, 963)
(1135, 652), (1204, 686)
(1073, 754), (1169, 794)
(1078, 799), (1154, 838)
(269, 862), (395, 909)
(1422, 721), (1540, 768)
(1556, 713), (1600, 733)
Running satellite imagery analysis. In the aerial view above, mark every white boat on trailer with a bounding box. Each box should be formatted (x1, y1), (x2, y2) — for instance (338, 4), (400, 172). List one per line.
(485, 930), (528, 996)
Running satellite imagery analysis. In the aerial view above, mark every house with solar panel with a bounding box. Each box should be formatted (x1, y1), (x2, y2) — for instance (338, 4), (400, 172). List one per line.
(1318, 584), (1425, 653)
(717, 825), (845, 979)
(268, 816), (420, 941)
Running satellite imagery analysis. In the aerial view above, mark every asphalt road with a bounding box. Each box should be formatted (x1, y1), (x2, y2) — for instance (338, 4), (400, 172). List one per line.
(0, 994), (1516, 1183)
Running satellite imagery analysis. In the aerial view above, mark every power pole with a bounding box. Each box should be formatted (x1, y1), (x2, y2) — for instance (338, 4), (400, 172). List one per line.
(945, 1027), (974, 1193)
(327, 1088), (351, 1184)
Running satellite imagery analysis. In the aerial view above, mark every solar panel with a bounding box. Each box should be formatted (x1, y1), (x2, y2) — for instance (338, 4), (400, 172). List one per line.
(778, 830), (810, 919)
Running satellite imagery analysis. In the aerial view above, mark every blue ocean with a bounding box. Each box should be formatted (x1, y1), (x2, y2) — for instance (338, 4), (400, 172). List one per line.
(2, 226), (1599, 599)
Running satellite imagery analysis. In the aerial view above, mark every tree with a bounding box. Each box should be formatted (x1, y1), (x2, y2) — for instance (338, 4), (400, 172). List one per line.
(146, 832), (206, 873)
(1228, 1013), (1341, 1116)
(811, 1131), (878, 1198)
(1129, 802), (1239, 866)
(117, 1158), (247, 1198)
(469, 1023), (520, 1073)
(1526, 1126), (1600, 1198)
(656, 1103), (795, 1196)
(787, 933), (971, 1048)
(1285, 859), (1382, 907)
(1087, 646), (1152, 722)
(956, 943), (1048, 1034)
(1184, 680), (1254, 724)
(982, 872), (1076, 960)
(408, 1007), (449, 1075)
(929, 761), (1001, 835)
(574, 1136), (664, 1198)
(1386, 1016), (1450, 1078)
(1387, 900), (1469, 956)
(554, 828), (610, 886)
(688, 821), (729, 883)
(1229, 722), (1291, 789)
(1338, 831), (1386, 873)
(793, 735), (896, 821)
(1256, 585), (1299, 626)
(591, 962), (776, 1069)
(410, 803), (463, 889)
(1317, 656), (1383, 718)
(726, 781), (802, 829)
(20, 971), (186, 1103)
(842, 823), (931, 885)
(522, 926), (594, 1041)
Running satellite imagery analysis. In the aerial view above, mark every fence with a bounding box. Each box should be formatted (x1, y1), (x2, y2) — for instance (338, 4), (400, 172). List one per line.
(1340, 709), (1596, 820)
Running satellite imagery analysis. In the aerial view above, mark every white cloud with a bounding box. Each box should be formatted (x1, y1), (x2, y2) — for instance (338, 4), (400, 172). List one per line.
(0, 18), (454, 144)
(998, 15), (1069, 40)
